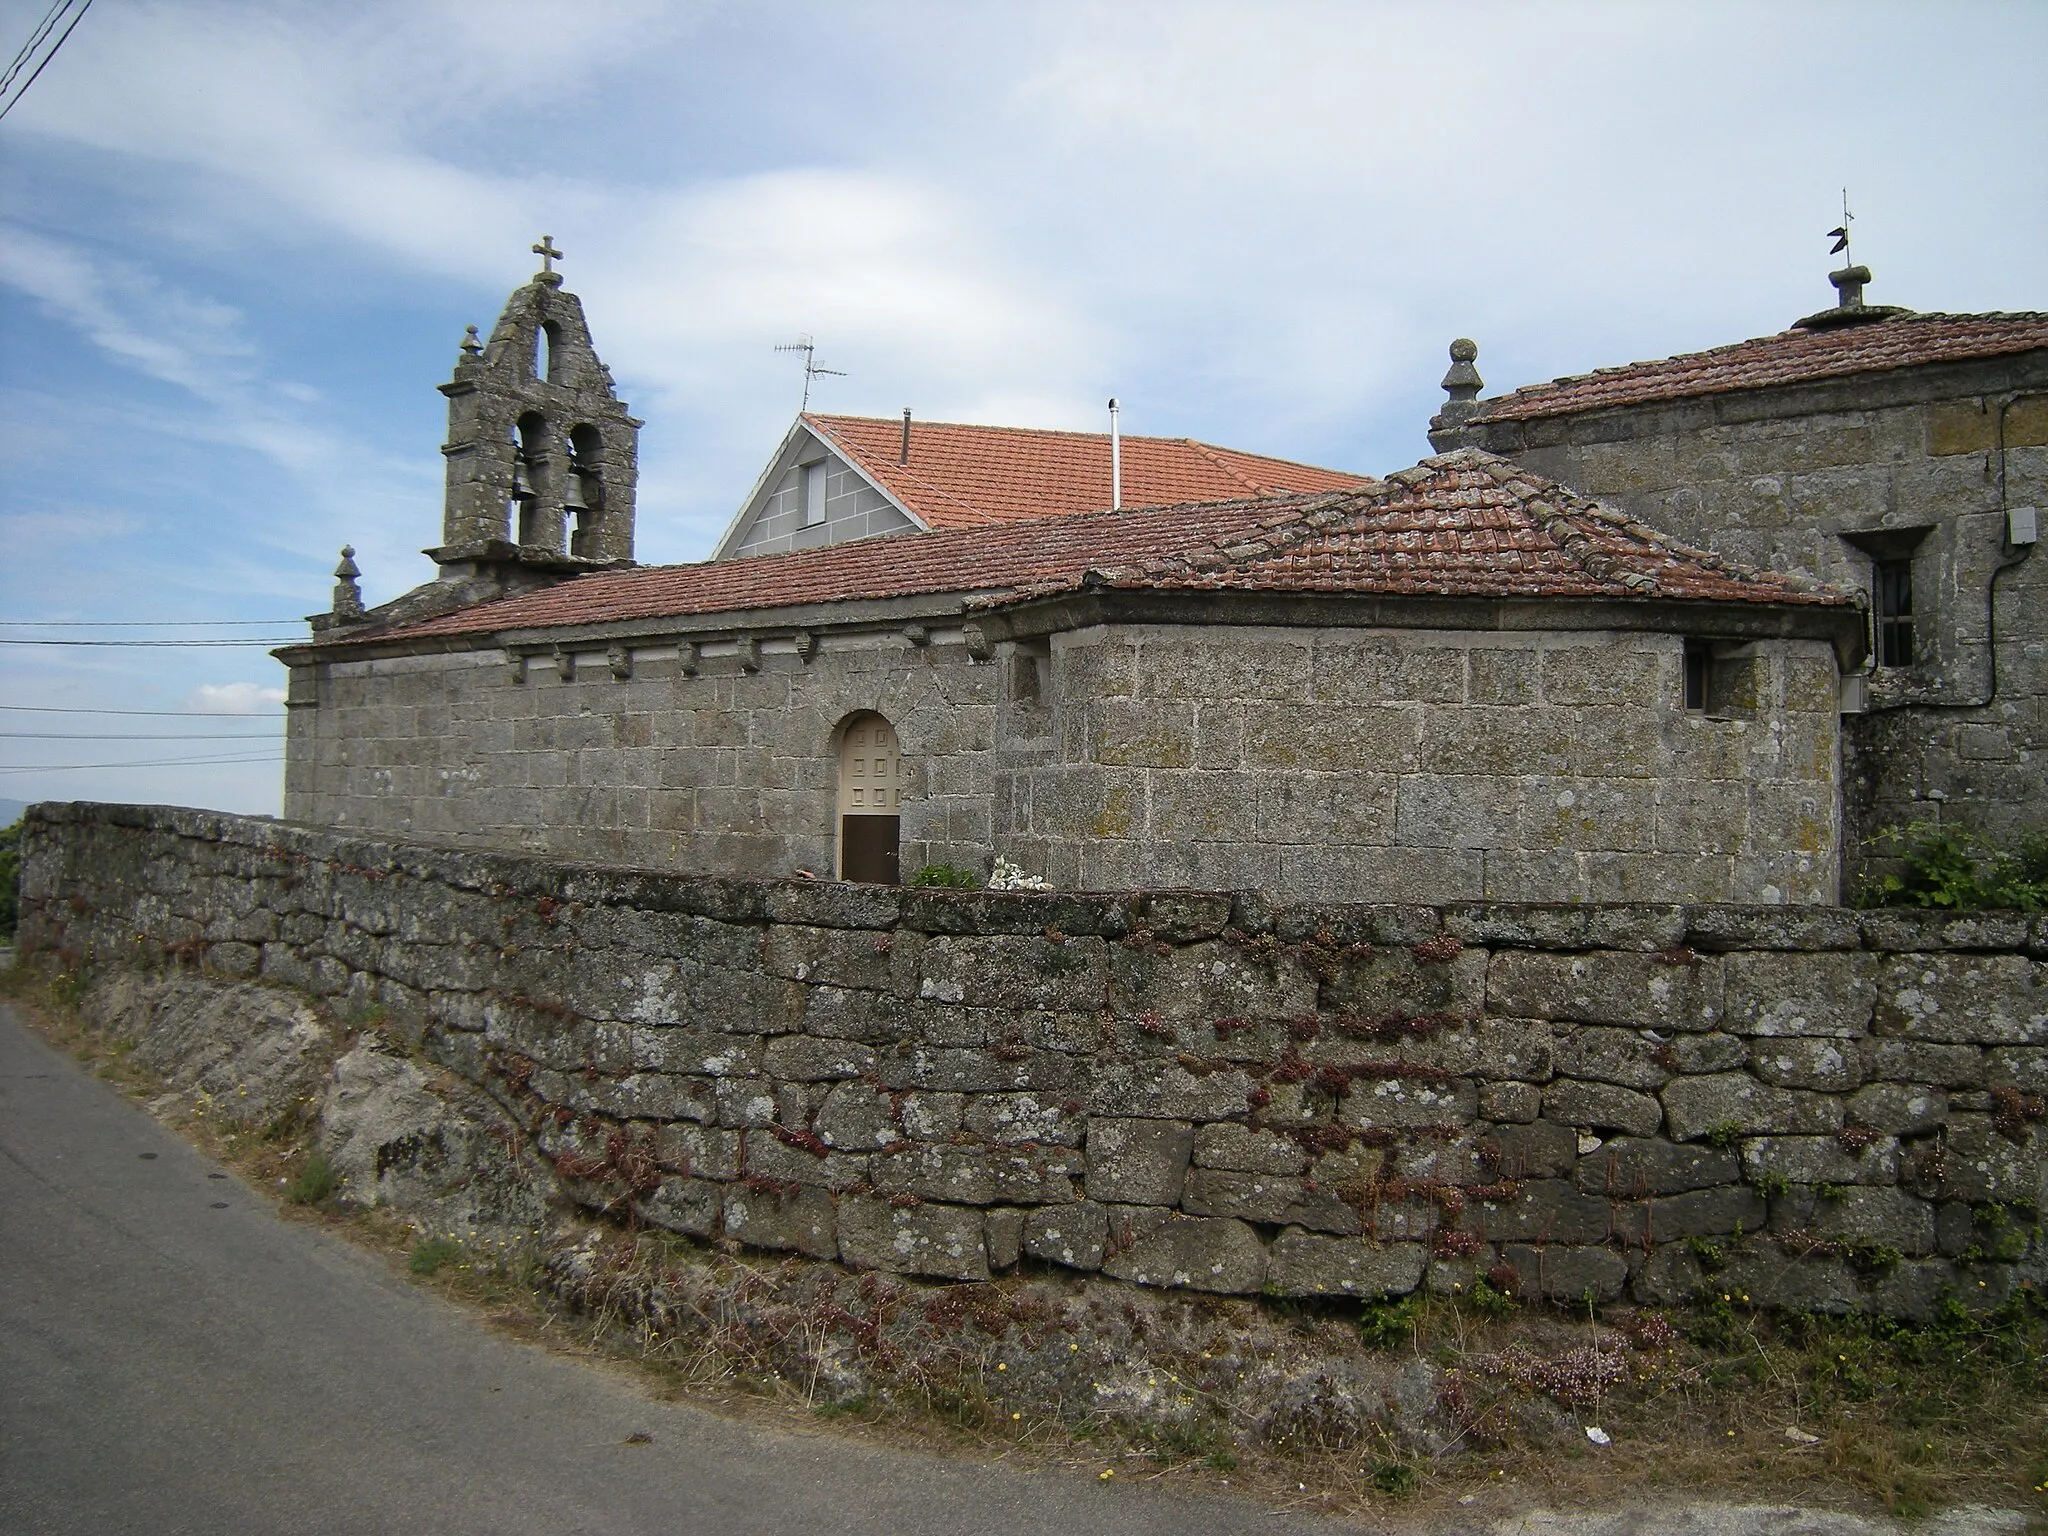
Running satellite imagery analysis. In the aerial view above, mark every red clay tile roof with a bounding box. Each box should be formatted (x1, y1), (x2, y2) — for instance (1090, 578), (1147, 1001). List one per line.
(1469, 312), (2048, 424)
(804, 413), (1369, 528)
(323, 451), (1843, 650)
(996, 449), (1846, 608)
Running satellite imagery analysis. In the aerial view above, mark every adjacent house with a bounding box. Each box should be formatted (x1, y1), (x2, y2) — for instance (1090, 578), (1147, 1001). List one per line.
(1427, 264), (2048, 854)
(713, 412), (1369, 559)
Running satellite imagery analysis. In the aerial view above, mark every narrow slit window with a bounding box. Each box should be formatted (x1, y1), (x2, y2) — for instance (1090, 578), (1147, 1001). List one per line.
(1683, 640), (1711, 713)
(1874, 559), (1914, 668)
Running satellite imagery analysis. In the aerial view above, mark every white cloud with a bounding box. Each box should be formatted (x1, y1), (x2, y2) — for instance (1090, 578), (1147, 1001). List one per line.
(186, 682), (287, 714)
(0, 505), (143, 550)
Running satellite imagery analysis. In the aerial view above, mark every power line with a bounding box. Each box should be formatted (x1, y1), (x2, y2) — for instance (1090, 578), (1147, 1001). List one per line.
(0, 0), (71, 97)
(0, 0), (92, 123)
(0, 638), (299, 648)
(0, 705), (286, 718)
(1, 732), (283, 740)
(0, 619), (301, 627)
(0, 751), (284, 774)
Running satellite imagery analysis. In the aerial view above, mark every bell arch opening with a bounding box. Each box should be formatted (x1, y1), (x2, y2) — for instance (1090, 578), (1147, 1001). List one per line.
(836, 712), (903, 884)
(513, 412), (552, 547)
(533, 320), (565, 384)
(566, 423), (604, 556)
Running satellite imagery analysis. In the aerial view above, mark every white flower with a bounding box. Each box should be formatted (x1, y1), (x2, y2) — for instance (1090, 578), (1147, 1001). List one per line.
(987, 856), (1050, 891)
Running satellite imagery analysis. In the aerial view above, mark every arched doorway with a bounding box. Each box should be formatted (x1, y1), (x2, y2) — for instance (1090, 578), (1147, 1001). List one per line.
(837, 713), (903, 883)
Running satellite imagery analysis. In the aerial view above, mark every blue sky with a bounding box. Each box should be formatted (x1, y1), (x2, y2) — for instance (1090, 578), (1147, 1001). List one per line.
(2, 0), (2044, 817)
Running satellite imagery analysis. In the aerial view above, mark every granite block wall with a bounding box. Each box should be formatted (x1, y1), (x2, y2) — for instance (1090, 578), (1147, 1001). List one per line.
(1011, 625), (1843, 904)
(285, 618), (1842, 907)
(286, 628), (1004, 880)
(21, 803), (2044, 1317)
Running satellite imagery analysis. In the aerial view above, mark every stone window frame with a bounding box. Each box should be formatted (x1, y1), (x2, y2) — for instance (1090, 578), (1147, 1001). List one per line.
(1840, 525), (1933, 674)
(1007, 638), (1051, 706)
(1682, 638), (1761, 720)
(1872, 558), (1915, 669)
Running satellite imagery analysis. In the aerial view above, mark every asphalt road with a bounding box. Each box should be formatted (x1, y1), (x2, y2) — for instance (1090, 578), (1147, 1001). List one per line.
(0, 1002), (1363, 1536)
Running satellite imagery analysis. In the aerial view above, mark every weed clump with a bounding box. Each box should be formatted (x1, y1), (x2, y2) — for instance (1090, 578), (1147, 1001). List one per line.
(284, 1150), (341, 1205)
(409, 1236), (463, 1275)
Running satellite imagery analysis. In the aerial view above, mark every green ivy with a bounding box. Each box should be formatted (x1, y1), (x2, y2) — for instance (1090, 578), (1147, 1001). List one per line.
(908, 863), (981, 889)
(1858, 821), (2048, 912)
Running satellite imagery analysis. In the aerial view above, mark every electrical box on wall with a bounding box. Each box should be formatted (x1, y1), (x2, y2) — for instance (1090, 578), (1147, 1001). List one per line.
(2009, 506), (2039, 546)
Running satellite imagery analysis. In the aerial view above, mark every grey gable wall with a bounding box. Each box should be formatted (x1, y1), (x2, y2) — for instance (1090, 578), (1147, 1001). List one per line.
(722, 430), (917, 559)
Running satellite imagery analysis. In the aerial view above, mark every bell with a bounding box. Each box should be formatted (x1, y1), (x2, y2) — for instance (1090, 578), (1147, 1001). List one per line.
(563, 470), (589, 511)
(512, 458), (535, 497)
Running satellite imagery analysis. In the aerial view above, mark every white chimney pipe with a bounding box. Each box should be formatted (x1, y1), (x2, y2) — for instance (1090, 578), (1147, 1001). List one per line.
(1108, 397), (1121, 511)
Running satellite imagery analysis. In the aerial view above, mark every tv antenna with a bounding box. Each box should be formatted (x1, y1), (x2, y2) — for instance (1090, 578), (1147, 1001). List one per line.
(774, 334), (846, 411)
(1827, 188), (1855, 263)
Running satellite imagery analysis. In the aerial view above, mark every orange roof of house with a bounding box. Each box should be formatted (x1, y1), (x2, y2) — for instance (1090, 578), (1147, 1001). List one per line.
(802, 413), (1369, 528)
(325, 451), (1844, 650)
(1469, 312), (2048, 424)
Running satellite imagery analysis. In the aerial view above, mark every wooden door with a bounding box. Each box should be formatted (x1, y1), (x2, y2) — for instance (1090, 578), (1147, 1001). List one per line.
(837, 715), (902, 883)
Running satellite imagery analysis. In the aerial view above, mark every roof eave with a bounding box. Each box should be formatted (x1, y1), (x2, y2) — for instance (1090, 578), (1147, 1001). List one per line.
(1468, 328), (2048, 430)
(274, 588), (1012, 665)
(981, 585), (1868, 670)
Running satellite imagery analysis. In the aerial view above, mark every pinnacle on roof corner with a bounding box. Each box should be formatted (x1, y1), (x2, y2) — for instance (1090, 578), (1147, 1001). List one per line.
(1431, 338), (1486, 439)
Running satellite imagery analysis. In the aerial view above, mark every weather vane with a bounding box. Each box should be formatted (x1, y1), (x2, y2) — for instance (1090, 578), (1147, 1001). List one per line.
(774, 334), (846, 410)
(1827, 190), (1854, 263)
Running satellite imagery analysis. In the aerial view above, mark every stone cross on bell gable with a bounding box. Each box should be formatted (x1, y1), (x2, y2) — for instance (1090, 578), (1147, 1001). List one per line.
(531, 235), (563, 274)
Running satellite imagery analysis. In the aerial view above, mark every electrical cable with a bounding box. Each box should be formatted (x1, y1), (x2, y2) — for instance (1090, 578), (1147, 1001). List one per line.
(0, 705), (286, 717)
(0, 638), (299, 647)
(0, 752), (284, 774)
(0, 0), (92, 122)
(0, 619), (300, 627)
(0, 741), (284, 749)
(0, 0), (71, 97)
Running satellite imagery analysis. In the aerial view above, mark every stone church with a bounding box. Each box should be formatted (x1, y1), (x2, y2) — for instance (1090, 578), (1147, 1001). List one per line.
(278, 250), (2044, 905)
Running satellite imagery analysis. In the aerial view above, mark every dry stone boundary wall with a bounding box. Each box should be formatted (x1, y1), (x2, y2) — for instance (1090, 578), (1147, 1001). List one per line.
(19, 803), (2047, 1318)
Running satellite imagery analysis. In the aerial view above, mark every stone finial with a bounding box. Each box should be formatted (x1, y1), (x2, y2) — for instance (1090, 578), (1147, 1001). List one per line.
(1441, 338), (1483, 402)
(1429, 338), (1486, 445)
(1829, 264), (1871, 311)
(460, 324), (483, 357)
(331, 545), (365, 620)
